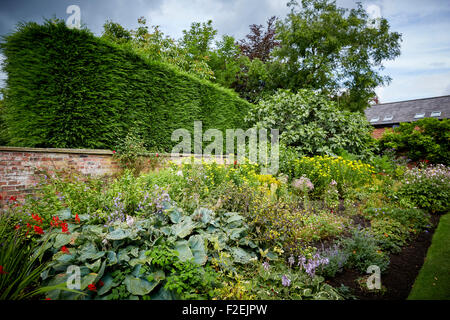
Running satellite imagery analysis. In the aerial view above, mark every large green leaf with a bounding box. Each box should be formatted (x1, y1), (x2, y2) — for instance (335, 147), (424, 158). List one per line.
(230, 247), (257, 264)
(172, 216), (197, 238)
(150, 287), (176, 300)
(53, 233), (72, 248)
(174, 240), (194, 262)
(168, 206), (183, 224)
(57, 208), (72, 220)
(81, 273), (98, 290)
(194, 208), (214, 224)
(79, 243), (104, 262)
(188, 235), (208, 265)
(124, 275), (159, 296)
(85, 259), (101, 272)
(106, 251), (117, 266)
(106, 228), (131, 240)
(97, 274), (114, 296)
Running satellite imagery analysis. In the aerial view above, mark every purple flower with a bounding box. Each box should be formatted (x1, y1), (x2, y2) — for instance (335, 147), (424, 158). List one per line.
(288, 255), (295, 268)
(281, 275), (291, 287)
(262, 261), (270, 271)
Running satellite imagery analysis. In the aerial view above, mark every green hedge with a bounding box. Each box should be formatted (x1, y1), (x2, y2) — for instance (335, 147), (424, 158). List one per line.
(0, 20), (251, 151)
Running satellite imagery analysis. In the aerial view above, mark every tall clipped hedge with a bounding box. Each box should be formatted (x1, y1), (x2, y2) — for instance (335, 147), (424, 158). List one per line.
(0, 20), (251, 151)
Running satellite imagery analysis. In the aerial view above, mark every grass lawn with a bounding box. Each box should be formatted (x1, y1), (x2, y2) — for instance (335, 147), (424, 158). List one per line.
(408, 213), (450, 300)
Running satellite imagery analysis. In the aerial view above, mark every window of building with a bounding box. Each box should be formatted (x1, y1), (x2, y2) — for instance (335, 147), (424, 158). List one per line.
(414, 112), (425, 119)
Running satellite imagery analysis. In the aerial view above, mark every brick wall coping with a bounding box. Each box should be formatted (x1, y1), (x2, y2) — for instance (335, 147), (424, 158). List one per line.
(0, 146), (113, 155)
(0, 146), (230, 159)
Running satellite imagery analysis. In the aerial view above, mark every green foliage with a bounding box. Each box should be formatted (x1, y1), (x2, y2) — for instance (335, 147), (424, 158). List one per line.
(246, 89), (375, 157)
(0, 20), (250, 150)
(339, 228), (389, 273)
(0, 212), (50, 299)
(367, 217), (411, 253)
(248, 260), (343, 300)
(316, 244), (350, 278)
(113, 129), (149, 174)
(379, 118), (450, 165)
(395, 164), (450, 214)
(273, 0), (402, 112)
(363, 207), (430, 233)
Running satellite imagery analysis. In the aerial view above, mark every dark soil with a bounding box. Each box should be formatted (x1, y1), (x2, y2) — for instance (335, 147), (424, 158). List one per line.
(326, 214), (441, 300)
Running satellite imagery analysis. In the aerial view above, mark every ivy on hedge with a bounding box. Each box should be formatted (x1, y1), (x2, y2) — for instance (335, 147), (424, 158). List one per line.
(0, 20), (251, 151)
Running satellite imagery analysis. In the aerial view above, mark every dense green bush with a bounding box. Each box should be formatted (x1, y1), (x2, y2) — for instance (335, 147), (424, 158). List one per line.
(379, 118), (450, 165)
(395, 164), (450, 214)
(339, 228), (389, 273)
(245, 89), (375, 158)
(0, 20), (250, 151)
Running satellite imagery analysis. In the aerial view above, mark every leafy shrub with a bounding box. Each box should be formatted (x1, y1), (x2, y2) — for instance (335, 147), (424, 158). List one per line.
(316, 244), (350, 278)
(379, 118), (450, 165)
(367, 218), (411, 253)
(339, 228), (389, 273)
(395, 164), (450, 214)
(248, 260), (343, 300)
(37, 204), (262, 300)
(363, 207), (430, 232)
(245, 89), (375, 158)
(249, 197), (350, 251)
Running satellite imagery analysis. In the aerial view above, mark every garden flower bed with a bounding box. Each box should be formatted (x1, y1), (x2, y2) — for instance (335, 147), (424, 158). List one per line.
(0, 157), (448, 300)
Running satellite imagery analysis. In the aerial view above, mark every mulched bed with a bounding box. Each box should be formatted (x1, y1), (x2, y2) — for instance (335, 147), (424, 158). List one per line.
(326, 214), (441, 300)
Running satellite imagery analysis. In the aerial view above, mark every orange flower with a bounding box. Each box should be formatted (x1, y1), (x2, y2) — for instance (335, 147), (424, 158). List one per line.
(384, 233), (389, 237)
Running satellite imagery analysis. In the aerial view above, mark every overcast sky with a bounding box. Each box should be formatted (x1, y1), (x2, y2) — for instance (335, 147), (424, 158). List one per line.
(1, 0), (449, 103)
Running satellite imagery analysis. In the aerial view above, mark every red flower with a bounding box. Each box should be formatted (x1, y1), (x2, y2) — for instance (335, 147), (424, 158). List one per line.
(61, 246), (70, 254)
(9, 196), (17, 202)
(112, 150), (116, 154)
(74, 214), (80, 224)
(34, 225), (44, 235)
(51, 216), (61, 227)
(0, 265), (8, 275)
(234, 160), (237, 166)
(87, 284), (97, 292)
(45, 298), (51, 300)
(32, 214), (43, 225)
(61, 222), (69, 233)
(15, 224), (20, 230)
(98, 280), (104, 287)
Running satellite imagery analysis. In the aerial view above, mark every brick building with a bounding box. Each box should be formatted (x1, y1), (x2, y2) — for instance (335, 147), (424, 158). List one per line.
(364, 95), (450, 139)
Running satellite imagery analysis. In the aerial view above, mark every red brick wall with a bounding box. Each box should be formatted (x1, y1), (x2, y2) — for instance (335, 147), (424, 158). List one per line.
(0, 147), (120, 204)
(0, 147), (229, 205)
(371, 127), (394, 139)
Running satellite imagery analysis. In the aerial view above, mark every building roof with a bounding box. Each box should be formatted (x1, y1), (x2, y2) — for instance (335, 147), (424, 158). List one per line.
(364, 95), (450, 126)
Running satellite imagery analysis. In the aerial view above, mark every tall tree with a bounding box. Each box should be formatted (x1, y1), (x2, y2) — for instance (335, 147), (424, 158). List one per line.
(273, 0), (402, 112)
(238, 16), (280, 62)
(180, 20), (217, 59)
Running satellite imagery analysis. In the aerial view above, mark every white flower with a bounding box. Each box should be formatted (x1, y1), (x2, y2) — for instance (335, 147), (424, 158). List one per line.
(176, 170), (183, 177)
(126, 215), (135, 227)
